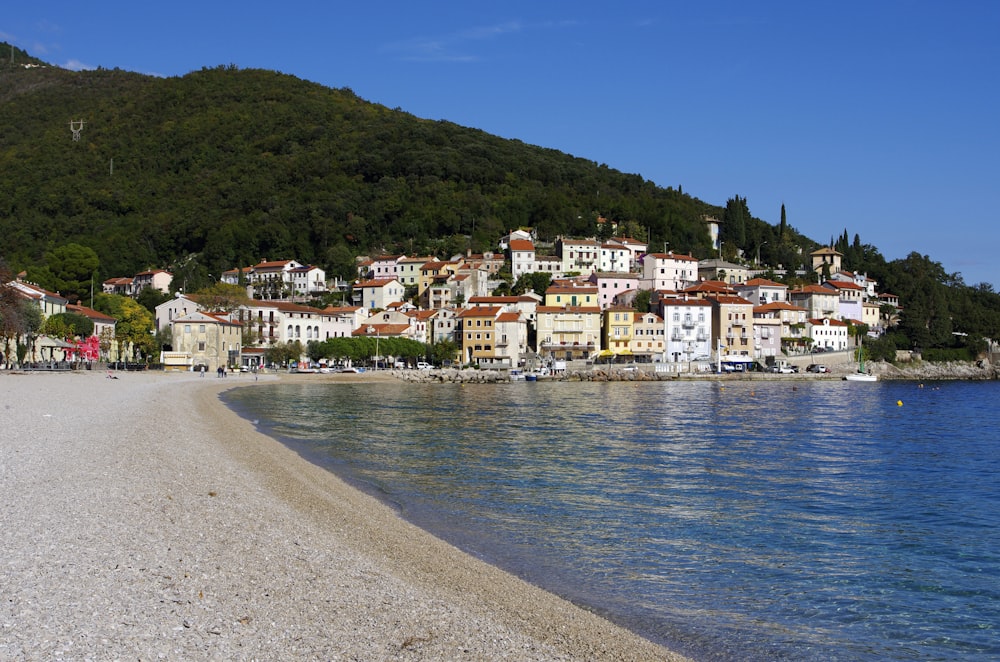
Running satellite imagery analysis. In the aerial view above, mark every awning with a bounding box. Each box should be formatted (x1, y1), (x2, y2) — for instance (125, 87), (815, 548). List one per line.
(37, 337), (77, 349)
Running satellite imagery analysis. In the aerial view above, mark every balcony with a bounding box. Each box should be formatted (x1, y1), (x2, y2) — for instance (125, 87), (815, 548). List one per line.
(540, 340), (596, 350)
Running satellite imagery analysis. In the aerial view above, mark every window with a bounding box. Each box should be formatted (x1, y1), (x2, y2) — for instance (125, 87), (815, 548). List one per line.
(184, 325), (191, 333)
(199, 324), (206, 333)
(198, 341), (205, 351)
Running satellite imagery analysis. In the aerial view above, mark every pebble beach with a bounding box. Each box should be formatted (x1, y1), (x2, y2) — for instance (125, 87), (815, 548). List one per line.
(0, 370), (688, 661)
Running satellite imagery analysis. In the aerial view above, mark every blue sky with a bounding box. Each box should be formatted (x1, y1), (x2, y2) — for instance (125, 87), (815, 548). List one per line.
(4, 2), (999, 288)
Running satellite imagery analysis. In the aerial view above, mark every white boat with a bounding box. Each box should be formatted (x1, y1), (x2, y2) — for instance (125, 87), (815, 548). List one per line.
(509, 369), (526, 381)
(844, 344), (878, 382)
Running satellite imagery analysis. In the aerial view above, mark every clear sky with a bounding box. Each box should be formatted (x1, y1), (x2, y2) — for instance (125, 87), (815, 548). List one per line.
(4, 2), (999, 288)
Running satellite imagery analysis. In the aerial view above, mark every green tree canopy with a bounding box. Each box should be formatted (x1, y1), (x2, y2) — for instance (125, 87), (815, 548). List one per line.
(94, 293), (155, 360)
(42, 312), (94, 339)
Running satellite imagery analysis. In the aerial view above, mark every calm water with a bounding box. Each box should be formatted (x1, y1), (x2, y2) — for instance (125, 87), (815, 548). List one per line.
(223, 379), (1000, 661)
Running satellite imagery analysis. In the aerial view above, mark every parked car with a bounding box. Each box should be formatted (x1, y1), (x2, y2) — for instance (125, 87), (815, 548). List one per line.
(416, 361), (432, 370)
(806, 364), (830, 373)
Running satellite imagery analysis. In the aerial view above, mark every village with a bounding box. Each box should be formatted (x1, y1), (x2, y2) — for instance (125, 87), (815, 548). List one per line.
(1, 217), (901, 379)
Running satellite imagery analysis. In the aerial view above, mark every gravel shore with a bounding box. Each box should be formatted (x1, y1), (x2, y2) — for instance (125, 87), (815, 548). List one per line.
(0, 370), (688, 661)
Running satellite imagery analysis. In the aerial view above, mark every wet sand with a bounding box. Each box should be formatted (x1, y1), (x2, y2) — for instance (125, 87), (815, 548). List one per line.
(0, 370), (689, 660)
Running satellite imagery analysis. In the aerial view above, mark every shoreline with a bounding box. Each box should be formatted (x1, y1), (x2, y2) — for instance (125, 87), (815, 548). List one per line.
(0, 370), (688, 661)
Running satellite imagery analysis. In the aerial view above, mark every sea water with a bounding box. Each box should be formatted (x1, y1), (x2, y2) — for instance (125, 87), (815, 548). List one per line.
(223, 379), (1000, 661)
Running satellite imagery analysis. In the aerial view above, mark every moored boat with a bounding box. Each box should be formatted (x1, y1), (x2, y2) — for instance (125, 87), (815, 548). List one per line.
(844, 343), (878, 382)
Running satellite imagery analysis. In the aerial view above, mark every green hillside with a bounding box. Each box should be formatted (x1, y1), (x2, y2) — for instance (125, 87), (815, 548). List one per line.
(2, 43), (1000, 355)
(0, 50), (731, 281)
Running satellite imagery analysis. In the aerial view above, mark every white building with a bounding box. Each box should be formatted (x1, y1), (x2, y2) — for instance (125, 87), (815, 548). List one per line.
(598, 243), (632, 273)
(221, 259), (327, 298)
(605, 236), (648, 270)
(661, 297), (713, 364)
(355, 278), (405, 310)
(555, 237), (601, 273)
(132, 269), (173, 295)
(640, 252), (699, 291)
(734, 277), (788, 306)
(807, 317), (849, 352)
(508, 239), (536, 281)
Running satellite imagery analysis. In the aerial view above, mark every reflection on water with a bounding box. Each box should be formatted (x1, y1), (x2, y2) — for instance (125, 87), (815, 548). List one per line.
(225, 380), (1000, 661)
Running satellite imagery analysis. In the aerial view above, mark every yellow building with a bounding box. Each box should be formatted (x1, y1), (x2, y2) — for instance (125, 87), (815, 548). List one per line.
(544, 282), (598, 308)
(709, 294), (756, 358)
(457, 305), (501, 366)
(602, 306), (635, 357)
(536, 305), (602, 360)
(631, 311), (665, 359)
(418, 260), (460, 298)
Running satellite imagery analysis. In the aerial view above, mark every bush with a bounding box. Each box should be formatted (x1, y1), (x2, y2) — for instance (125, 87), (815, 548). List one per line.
(921, 347), (975, 362)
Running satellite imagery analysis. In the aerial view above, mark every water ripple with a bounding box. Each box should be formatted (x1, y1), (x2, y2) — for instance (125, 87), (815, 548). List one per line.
(225, 379), (1000, 661)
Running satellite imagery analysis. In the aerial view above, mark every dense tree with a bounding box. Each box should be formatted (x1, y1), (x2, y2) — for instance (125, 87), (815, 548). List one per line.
(633, 290), (652, 314)
(42, 311), (94, 339)
(512, 272), (552, 297)
(0, 53), (718, 284)
(191, 282), (251, 313)
(14, 300), (44, 364)
(22, 243), (100, 303)
(430, 338), (459, 365)
(264, 340), (303, 368)
(721, 196), (750, 256)
(93, 293), (155, 360)
(135, 286), (172, 313)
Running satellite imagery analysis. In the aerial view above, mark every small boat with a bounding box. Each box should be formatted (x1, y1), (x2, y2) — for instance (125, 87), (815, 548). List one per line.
(509, 369), (526, 381)
(844, 343), (878, 382)
(525, 372), (538, 382)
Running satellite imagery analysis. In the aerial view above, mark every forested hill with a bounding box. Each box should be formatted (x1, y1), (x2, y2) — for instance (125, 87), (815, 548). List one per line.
(3, 44), (1000, 354)
(0, 48), (727, 282)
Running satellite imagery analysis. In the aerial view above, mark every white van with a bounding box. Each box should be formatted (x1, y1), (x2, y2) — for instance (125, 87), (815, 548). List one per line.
(416, 361), (432, 370)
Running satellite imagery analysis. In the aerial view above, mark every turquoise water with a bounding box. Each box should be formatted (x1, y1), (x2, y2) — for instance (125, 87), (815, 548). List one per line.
(223, 380), (1000, 661)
